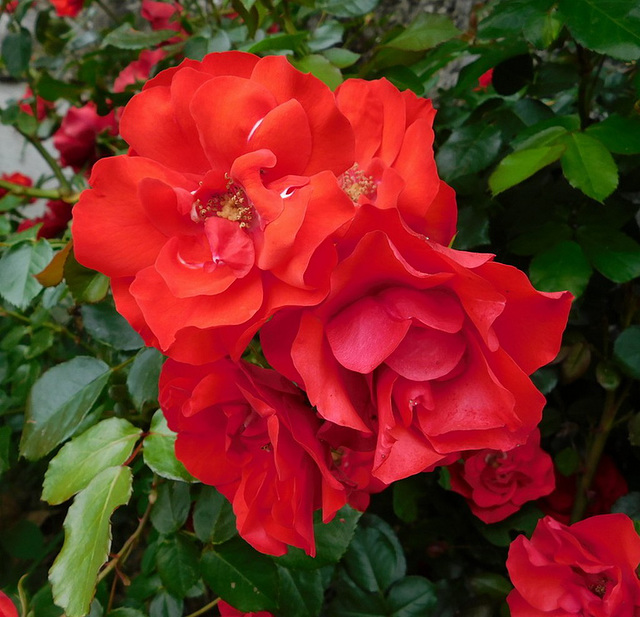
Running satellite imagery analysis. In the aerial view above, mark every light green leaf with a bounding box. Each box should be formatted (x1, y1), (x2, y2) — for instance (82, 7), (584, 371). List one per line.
(384, 13), (460, 51)
(586, 114), (640, 155)
(317, 0), (379, 18)
(290, 54), (343, 90)
(126, 348), (164, 411)
(529, 240), (592, 297)
(247, 33), (307, 54)
(102, 24), (177, 50)
(322, 48), (361, 68)
(143, 410), (195, 483)
(0, 240), (53, 309)
(43, 418), (141, 505)
(560, 132), (618, 202)
(20, 357), (111, 461)
(201, 537), (279, 612)
(558, 0), (640, 61)
(489, 144), (566, 195)
(577, 227), (640, 283)
(512, 125), (569, 151)
(63, 250), (110, 304)
(49, 466), (133, 617)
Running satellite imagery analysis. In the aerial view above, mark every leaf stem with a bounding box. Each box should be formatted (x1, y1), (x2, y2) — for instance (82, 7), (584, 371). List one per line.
(0, 179), (75, 202)
(18, 131), (73, 195)
(185, 597), (220, 617)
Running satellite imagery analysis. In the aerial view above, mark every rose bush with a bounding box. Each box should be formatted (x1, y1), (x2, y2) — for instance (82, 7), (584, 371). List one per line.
(507, 514), (640, 616)
(262, 207), (572, 484)
(447, 429), (555, 523)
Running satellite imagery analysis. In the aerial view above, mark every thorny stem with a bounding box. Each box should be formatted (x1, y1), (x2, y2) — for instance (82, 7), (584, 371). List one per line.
(0, 179), (77, 202)
(570, 382), (632, 523)
(20, 132), (73, 195)
(185, 597), (221, 617)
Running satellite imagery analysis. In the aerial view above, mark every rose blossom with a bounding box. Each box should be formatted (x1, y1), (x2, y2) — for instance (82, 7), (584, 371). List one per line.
(49, 0), (84, 16)
(159, 357), (348, 556)
(218, 601), (273, 616)
(141, 0), (182, 32)
(474, 68), (494, 92)
(507, 514), (640, 616)
(18, 86), (54, 121)
(73, 52), (358, 364)
(113, 49), (166, 93)
(0, 591), (18, 617)
(17, 199), (73, 238)
(53, 102), (118, 171)
(335, 78), (457, 244)
(447, 429), (555, 524)
(261, 207), (572, 484)
(0, 172), (33, 201)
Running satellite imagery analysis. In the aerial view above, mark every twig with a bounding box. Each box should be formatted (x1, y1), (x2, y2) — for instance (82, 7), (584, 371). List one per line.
(185, 597), (220, 617)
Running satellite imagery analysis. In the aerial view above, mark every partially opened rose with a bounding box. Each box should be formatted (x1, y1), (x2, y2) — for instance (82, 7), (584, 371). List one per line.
(73, 52), (356, 363)
(159, 357), (348, 556)
(507, 514), (640, 616)
(0, 591), (18, 617)
(447, 429), (555, 524)
(262, 207), (572, 484)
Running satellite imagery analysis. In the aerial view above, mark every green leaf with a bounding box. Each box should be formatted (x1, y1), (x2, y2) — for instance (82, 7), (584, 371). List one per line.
(81, 303), (144, 351)
(102, 24), (177, 50)
(290, 54), (343, 90)
(149, 592), (183, 617)
(586, 114), (640, 155)
(489, 144), (566, 195)
(477, 0), (553, 38)
(42, 418), (141, 505)
(275, 505), (362, 570)
(0, 425), (10, 476)
(108, 610), (148, 617)
(193, 486), (237, 544)
(554, 447), (580, 476)
(512, 125), (569, 151)
(156, 533), (200, 597)
(529, 240), (592, 297)
(509, 222), (573, 256)
(611, 492), (640, 519)
(436, 124), (503, 181)
(386, 576), (437, 617)
(0, 240), (54, 309)
(557, 0), (640, 61)
(276, 566), (325, 617)
(49, 466), (133, 617)
(150, 481), (191, 535)
(247, 33), (307, 54)
(127, 348), (164, 411)
(143, 410), (195, 483)
(453, 205), (490, 250)
(384, 13), (460, 51)
(0, 519), (44, 560)
(1, 28), (32, 77)
(309, 22), (344, 52)
(479, 505), (544, 547)
(37, 72), (83, 101)
(523, 6), (564, 48)
(322, 48), (360, 68)
(317, 0), (379, 18)
(560, 132), (618, 202)
(201, 537), (279, 612)
(577, 227), (640, 283)
(392, 477), (422, 523)
(20, 357), (111, 461)
(342, 514), (406, 593)
(468, 572), (512, 599)
(63, 250), (110, 304)
(614, 326), (640, 379)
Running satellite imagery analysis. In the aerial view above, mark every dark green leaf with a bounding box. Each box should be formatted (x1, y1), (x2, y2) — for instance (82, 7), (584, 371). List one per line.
(479, 505), (544, 547)
(468, 572), (512, 599)
(531, 366), (559, 395)
(64, 250), (110, 304)
(557, 0), (640, 60)
(201, 537), (279, 612)
(50, 466), (133, 617)
(387, 576), (437, 617)
(586, 114), (640, 154)
(20, 357), (111, 460)
(554, 447), (580, 476)
(489, 144), (565, 195)
(143, 410), (195, 482)
(0, 425), (10, 476)
(150, 482), (191, 535)
(247, 33), (307, 54)
(330, 571), (389, 616)
(509, 222), (573, 256)
(577, 227), (640, 283)
(384, 13), (460, 51)
(317, 0), (379, 18)
(1, 28), (32, 77)
(613, 326), (640, 379)
(81, 303), (144, 351)
(102, 24), (177, 50)
(127, 348), (164, 411)
(156, 534), (200, 597)
(37, 72), (83, 101)
(43, 417), (141, 505)
(392, 477), (422, 523)
(193, 485), (237, 544)
(108, 610), (148, 617)
(277, 567), (324, 617)
(596, 361), (622, 391)
(0, 519), (44, 560)
(149, 591), (183, 617)
(477, 0), (554, 38)
(560, 133), (618, 202)
(611, 492), (640, 518)
(309, 22), (344, 52)
(492, 54), (534, 95)
(436, 124), (503, 181)
(0, 240), (53, 309)
(453, 205), (490, 250)
(529, 240), (592, 297)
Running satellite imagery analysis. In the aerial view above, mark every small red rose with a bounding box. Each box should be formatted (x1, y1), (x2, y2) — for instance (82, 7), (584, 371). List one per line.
(18, 86), (55, 121)
(507, 514), (640, 616)
(448, 429), (555, 524)
(49, 0), (84, 16)
(0, 172), (33, 201)
(0, 591), (18, 617)
(17, 199), (73, 238)
(114, 49), (166, 93)
(218, 601), (273, 617)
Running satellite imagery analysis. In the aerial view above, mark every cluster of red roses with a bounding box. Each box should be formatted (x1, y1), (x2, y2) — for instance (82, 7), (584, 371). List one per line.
(71, 51), (574, 560)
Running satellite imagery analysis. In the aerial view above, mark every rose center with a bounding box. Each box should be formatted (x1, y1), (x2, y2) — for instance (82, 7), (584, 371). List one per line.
(192, 175), (254, 228)
(339, 163), (376, 202)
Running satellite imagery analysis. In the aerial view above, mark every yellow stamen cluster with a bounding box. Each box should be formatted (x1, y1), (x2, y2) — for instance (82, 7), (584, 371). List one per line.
(194, 175), (254, 228)
(339, 163), (376, 203)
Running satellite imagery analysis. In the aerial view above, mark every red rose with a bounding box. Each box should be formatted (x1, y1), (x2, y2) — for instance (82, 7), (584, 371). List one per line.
(507, 514), (640, 616)
(53, 102), (118, 172)
(2, 2), (19, 12)
(73, 52), (357, 364)
(141, 0), (182, 31)
(448, 430), (555, 524)
(17, 199), (73, 238)
(336, 78), (457, 244)
(0, 592), (18, 617)
(0, 172), (33, 200)
(261, 207), (572, 484)
(49, 0), (84, 16)
(474, 68), (494, 92)
(159, 357), (347, 556)
(114, 49), (166, 93)
(541, 456), (629, 524)
(18, 86), (55, 121)
(218, 601), (273, 616)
